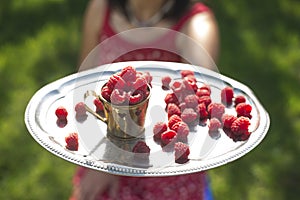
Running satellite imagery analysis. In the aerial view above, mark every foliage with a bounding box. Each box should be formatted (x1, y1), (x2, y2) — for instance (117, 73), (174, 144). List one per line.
(0, 0), (299, 199)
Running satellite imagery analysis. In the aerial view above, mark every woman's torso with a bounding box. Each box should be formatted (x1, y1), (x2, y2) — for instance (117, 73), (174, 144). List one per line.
(96, 2), (210, 64)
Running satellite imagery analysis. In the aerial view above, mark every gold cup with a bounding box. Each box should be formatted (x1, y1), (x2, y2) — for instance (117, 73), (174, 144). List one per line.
(85, 85), (151, 139)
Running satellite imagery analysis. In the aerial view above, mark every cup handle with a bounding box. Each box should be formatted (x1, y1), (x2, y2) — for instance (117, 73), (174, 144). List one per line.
(84, 90), (107, 123)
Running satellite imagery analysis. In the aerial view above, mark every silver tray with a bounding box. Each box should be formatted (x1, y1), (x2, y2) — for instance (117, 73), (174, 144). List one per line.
(24, 61), (270, 177)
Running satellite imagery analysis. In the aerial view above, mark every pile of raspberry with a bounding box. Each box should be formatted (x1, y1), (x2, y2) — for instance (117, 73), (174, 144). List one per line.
(206, 86), (252, 142)
(154, 70), (254, 163)
(219, 86), (253, 142)
(101, 66), (152, 105)
(153, 119), (190, 164)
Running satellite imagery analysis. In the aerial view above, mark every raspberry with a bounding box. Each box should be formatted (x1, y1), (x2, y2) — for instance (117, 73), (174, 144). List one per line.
(196, 88), (210, 97)
(221, 86), (234, 105)
(231, 116), (251, 141)
(161, 76), (172, 90)
(75, 102), (86, 116)
(101, 85), (112, 102)
(236, 103), (252, 118)
(171, 81), (185, 95)
(120, 66), (137, 82)
(161, 130), (177, 146)
(185, 74), (197, 82)
(55, 106), (68, 119)
(179, 102), (187, 111)
(129, 90), (144, 105)
(167, 103), (181, 118)
(234, 95), (246, 106)
(153, 122), (168, 140)
(183, 76), (198, 92)
(168, 115), (182, 129)
(171, 121), (189, 142)
(208, 118), (222, 132)
(208, 103), (225, 120)
(124, 81), (133, 91)
(133, 77), (148, 91)
(132, 141), (150, 154)
(174, 142), (190, 164)
(198, 96), (212, 107)
(181, 108), (198, 124)
(129, 93), (142, 105)
(107, 74), (126, 91)
(65, 132), (79, 151)
(138, 71), (152, 85)
(199, 84), (211, 94)
(110, 89), (126, 105)
(94, 98), (104, 113)
(197, 103), (209, 120)
(164, 92), (179, 105)
(184, 95), (199, 108)
(180, 70), (194, 78)
(222, 114), (237, 129)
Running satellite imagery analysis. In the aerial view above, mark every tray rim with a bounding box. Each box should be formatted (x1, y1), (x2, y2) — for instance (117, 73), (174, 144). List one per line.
(24, 61), (270, 177)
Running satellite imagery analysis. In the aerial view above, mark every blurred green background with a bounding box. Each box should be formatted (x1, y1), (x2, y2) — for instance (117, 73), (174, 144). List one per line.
(0, 0), (299, 199)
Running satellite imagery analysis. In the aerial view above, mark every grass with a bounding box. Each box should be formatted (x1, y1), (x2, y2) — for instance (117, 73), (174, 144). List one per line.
(0, 0), (299, 199)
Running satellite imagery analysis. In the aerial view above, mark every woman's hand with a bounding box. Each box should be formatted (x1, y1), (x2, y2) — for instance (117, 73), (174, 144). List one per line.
(71, 169), (119, 200)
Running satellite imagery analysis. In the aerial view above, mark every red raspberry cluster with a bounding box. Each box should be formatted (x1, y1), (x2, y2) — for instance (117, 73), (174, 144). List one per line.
(154, 70), (204, 163)
(218, 85), (253, 141)
(222, 115), (251, 142)
(208, 86), (253, 141)
(161, 71), (253, 144)
(153, 117), (190, 145)
(163, 70), (218, 127)
(153, 116), (190, 161)
(223, 86), (253, 141)
(101, 66), (152, 105)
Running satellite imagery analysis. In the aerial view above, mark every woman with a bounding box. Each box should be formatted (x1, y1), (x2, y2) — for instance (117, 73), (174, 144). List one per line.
(71, 0), (219, 199)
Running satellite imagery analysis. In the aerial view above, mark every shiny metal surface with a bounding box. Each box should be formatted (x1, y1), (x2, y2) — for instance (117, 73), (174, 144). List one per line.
(24, 61), (270, 176)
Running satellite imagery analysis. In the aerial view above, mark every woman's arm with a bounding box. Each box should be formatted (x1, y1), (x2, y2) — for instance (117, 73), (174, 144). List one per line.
(178, 11), (220, 70)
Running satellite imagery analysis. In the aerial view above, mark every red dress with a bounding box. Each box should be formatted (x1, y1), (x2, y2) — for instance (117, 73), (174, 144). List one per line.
(90, 2), (210, 66)
(72, 3), (213, 200)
